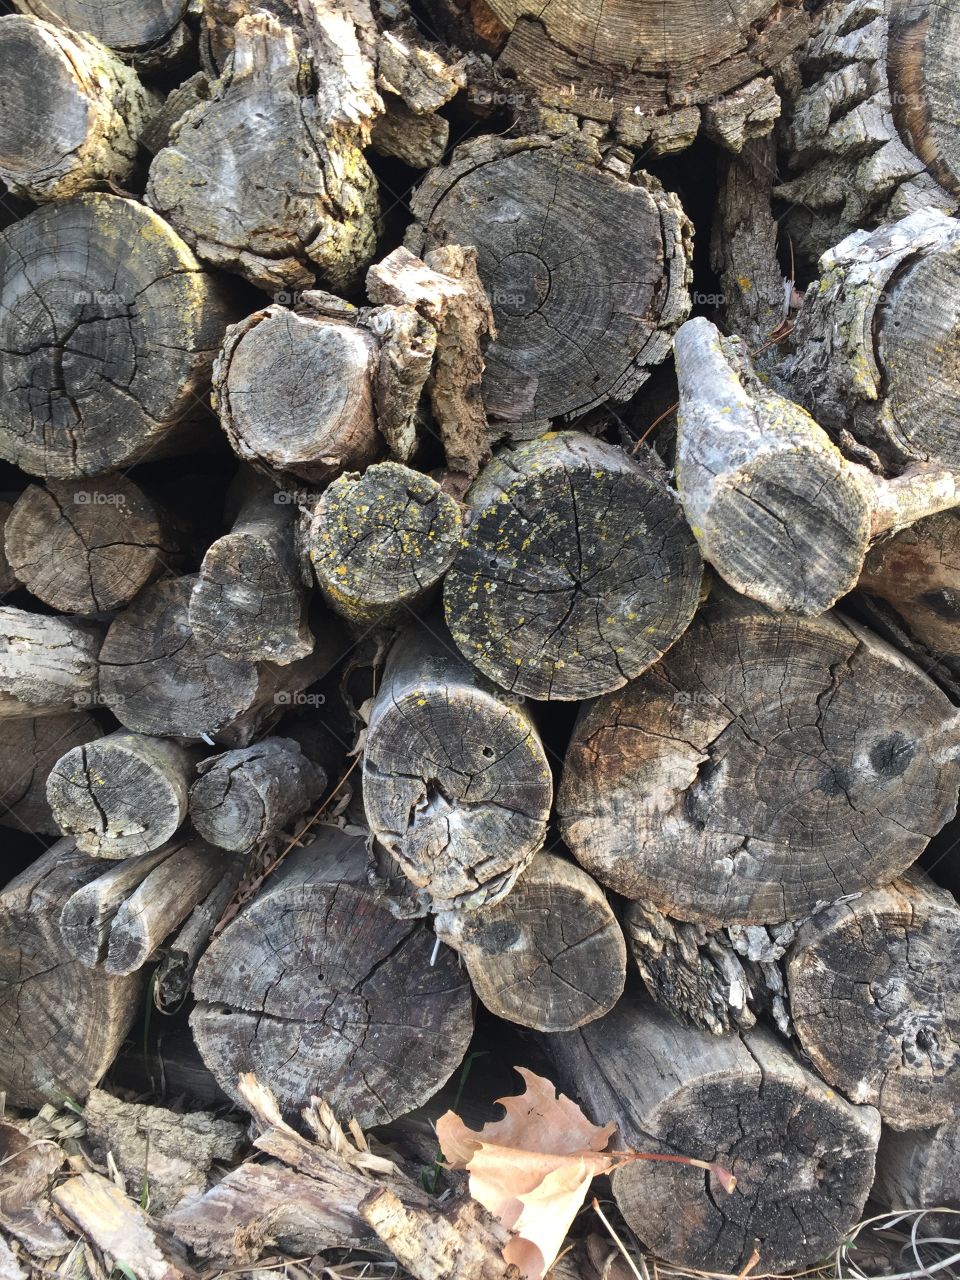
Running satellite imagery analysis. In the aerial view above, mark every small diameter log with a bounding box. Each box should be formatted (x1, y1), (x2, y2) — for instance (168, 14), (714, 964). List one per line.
(874, 1119), (960, 1231)
(0, 712), (101, 838)
(546, 991), (880, 1273)
(154, 862), (245, 1013)
(146, 12), (381, 292)
(307, 462), (462, 628)
(434, 850), (626, 1031)
(213, 304), (382, 484)
(46, 731), (194, 858)
(191, 825), (474, 1125)
(4, 477), (179, 614)
(786, 875), (960, 1130)
(674, 317), (960, 614)
(189, 476), (312, 664)
(189, 738), (326, 852)
(406, 136), (692, 432)
(0, 839), (144, 1108)
(12, 0), (190, 65)
(362, 622), (552, 912)
(0, 194), (233, 479)
(558, 587), (960, 927)
(444, 432), (703, 700)
(0, 16), (157, 202)
(786, 210), (960, 470)
(0, 607), (101, 717)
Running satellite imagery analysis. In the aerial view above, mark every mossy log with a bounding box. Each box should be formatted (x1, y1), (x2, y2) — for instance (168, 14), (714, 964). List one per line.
(0, 712), (101, 839)
(0, 607), (102, 717)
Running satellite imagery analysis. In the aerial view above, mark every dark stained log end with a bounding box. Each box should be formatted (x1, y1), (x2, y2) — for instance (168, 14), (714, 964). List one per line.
(0, 712), (102, 838)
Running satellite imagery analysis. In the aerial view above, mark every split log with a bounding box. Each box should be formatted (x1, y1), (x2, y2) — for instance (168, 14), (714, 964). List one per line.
(0, 839), (144, 1108)
(46, 731), (195, 858)
(0, 608), (102, 717)
(777, 0), (959, 264)
(12, 0), (191, 65)
(4, 477), (180, 615)
(188, 738), (326, 851)
(372, 97), (448, 167)
(0, 16), (157, 202)
(443, 432), (703, 700)
(189, 476), (312, 664)
(362, 621), (552, 911)
(0, 712), (101, 838)
(0, 194), (234, 479)
(191, 825), (474, 1124)
(406, 136), (692, 431)
(874, 1119), (960, 1230)
(674, 317), (960, 614)
(435, 850), (626, 1030)
(154, 862), (245, 1013)
(306, 461), (462, 628)
(546, 991), (880, 1273)
(146, 11), (381, 292)
(558, 587), (960, 926)
(786, 875), (960, 1130)
(786, 210), (960, 471)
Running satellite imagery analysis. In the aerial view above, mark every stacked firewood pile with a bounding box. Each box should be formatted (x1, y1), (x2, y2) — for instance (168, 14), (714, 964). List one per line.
(1, 0), (960, 1275)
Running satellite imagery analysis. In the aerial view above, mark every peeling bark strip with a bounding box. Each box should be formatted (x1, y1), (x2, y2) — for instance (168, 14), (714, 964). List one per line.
(4, 477), (179, 615)
(787, 874), (960, 1131)
(0, 16), (157, 201)
(785, 210), (960, 471)
(407, 136), (692, 430)
(444, 432), (703, 701)
(189, 737), (326, 852)
(146, 9), (381, 292)
(46, 731), (195, 858)
(674, 318), (960, 615)
(874, 1118), (960, 1233)
(546, 991), (881, 1274)
(0, 194), (233, 480)
(558, 587), (960, 927)
(362, 622), (552, 912)
(0, 839), (144, 1108)
(189, 476), (313, 664)
(0, 607), (102, 717)
(435, 850), (626, 1031)
(191, 826), (474, 1124)
(12, 0), (190, 63)
(0, 711), (101, 838)
(777, 0), (959, 263)
(307, 462), (462, 629)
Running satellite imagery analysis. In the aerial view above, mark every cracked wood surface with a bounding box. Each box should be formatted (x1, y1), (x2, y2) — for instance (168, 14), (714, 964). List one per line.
(874, 1116), (960, 1234)
(0, 711), (101, 839)
(0, 607), (102, 717)
(11, 0), (189, 62)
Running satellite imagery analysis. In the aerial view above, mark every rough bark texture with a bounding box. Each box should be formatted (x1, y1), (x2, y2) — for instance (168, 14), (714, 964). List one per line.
(444, 432), (703, 700)
(0, 608), (102, 717)
(873, 1119), (960, 1233)
(189, 737), (326, 851)
(558, 586), (960, 926)
(546, 990), (881, 1274)
(191, 825), (474, 1124)
(435, 850), (626, 1030)
(0, 499), (16, 595)
(46, 731), (195, 858)
(0, 712), (101, 838)
(306, 461), (462, 628)
(154, 862), (245, 1013)
(362, 621), (552, 912)
(12, 0), (190, 63)
(407, 136), (692, 432)
(0, 194), (233, 479)
(0, 839), (144, 1108)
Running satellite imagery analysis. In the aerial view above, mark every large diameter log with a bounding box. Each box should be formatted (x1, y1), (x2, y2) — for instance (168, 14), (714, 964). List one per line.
(4, 477), (180, 614)
(0, 608), (102, 717)
(306, 462), (462, 628)
(191, 826), (474, 1125)
(546, 991), (880, 1273)
(0, 17), (157, 202)
(435, 850), (625, 1031)
(0, 499), (16, 595)
(874, 1119), (960, 1231)
(0, 712), (101, 839)
(46, 731), (194, 858)
(213, 305), (382, 483)
(0, 194), (234, 479)
(443, 432), (703, 700)
(146, 12), (381, 292)
(362, 622), (552, 911)
(786, 210), (960, 470)
(189, 738), (326, 852)
(12, 0), (189, 64)
(558, 587), (960, 927)
(0, 839), (144, 1108)
(407, 136), (692, 431)
(786, 875), (960, 1130)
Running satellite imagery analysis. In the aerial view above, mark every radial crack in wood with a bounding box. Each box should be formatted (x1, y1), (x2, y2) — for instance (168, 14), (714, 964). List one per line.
(0, 712), (101, 839)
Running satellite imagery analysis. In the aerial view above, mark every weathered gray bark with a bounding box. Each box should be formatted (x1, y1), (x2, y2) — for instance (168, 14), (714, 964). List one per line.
(0, 608), (102, 717)
(362, 621), (552, 912)
(444, 431), (703, 700)
(0, 712), (101, 839)
(154, 862), (245, 1013)
(874, 1119), (960, 1233)
(558, 586), (960, 926)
